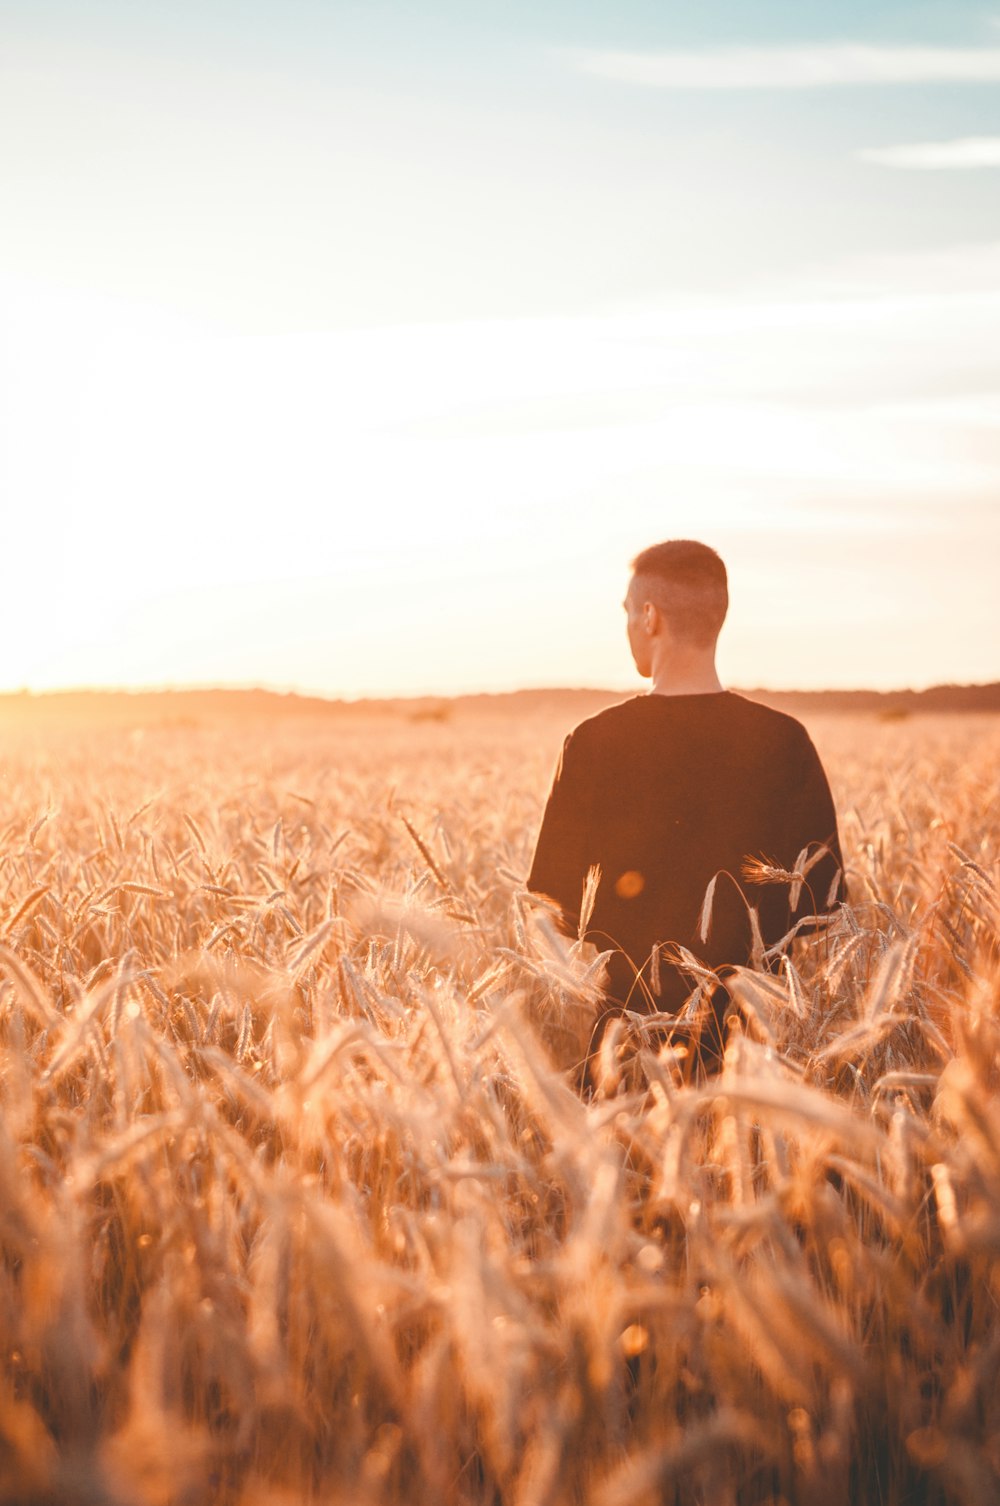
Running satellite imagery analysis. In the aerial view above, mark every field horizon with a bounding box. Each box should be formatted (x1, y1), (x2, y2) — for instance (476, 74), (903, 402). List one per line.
(2, 678), (999, 731)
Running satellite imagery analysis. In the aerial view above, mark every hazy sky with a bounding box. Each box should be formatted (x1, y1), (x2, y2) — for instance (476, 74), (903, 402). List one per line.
(1, 0), (998, 695)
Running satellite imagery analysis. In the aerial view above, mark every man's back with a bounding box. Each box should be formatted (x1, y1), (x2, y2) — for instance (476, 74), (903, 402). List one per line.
(528, 691), (843, 1011)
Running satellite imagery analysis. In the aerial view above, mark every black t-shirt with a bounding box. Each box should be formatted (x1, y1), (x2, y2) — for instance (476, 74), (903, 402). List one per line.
(527, 692), (844, 1011)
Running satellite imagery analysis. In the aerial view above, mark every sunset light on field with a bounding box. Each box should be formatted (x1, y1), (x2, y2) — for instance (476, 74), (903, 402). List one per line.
(4, 9), (1000, 1498)
(2, 0), (998, 697)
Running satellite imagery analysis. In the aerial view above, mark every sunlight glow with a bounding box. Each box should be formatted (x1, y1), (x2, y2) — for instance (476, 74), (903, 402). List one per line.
(2, 6), (998, 697)
(2, 269), (998, 696)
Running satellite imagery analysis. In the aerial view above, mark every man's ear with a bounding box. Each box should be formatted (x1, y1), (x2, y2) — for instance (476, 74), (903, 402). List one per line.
(642, 601), (658, 636)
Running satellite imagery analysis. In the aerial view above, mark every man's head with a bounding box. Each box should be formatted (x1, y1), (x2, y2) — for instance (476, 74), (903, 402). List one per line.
(625, 540), (728, 679)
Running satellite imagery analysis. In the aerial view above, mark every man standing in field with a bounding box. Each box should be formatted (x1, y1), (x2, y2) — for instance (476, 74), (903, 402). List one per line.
(527, 539), (844, 1074)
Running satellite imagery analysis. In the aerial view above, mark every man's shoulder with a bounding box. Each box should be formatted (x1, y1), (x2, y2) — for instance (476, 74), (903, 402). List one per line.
(725, 692), (813, 738)
(567, 692), (810, 740)
(564, 695), (648, 743)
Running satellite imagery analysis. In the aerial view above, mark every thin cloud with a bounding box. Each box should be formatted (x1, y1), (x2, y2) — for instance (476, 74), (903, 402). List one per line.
(572, 44), (1000, 89)
(859, 136), (1000, 169)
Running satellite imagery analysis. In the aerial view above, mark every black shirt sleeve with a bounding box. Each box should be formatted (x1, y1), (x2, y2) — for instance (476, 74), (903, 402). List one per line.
(783, 730), (846, 923)
(526, 730), (594, 933)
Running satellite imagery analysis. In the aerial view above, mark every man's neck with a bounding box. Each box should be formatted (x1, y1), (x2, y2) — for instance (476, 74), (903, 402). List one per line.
(653, 671), (722, 692)
(649, 652), (724, 696)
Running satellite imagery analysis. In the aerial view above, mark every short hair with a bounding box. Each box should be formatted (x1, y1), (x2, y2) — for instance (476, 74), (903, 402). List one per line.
(630, 539), (728, 647)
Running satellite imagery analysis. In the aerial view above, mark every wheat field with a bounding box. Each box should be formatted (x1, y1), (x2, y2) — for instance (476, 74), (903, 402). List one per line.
(0, 700), (997, 1506)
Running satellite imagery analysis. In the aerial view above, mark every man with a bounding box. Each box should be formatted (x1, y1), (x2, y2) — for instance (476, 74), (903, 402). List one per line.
(527, 539), (844, 1072)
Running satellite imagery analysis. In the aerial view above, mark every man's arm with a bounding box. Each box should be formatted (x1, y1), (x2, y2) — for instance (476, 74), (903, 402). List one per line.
(783, 730), (846, 925)
(526, 730), (594, 936)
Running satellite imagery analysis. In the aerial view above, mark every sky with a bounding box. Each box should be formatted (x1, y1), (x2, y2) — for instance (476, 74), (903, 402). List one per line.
(1, 0), (998, 697)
